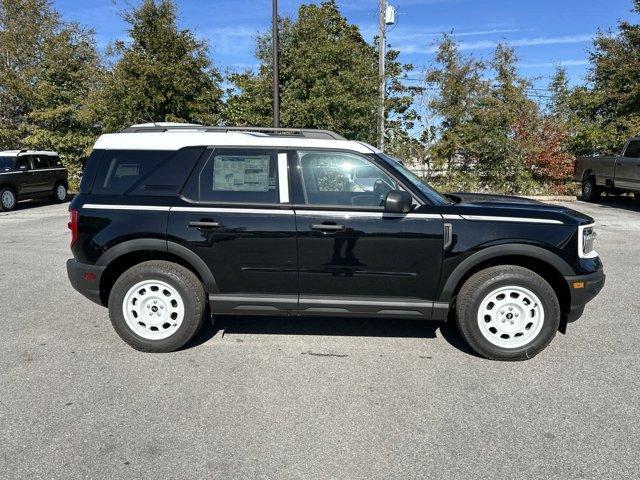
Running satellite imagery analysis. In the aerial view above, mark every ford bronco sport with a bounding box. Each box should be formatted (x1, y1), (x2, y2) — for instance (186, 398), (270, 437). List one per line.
(67, 124), (605, 360)
(0, 150), (68, 211)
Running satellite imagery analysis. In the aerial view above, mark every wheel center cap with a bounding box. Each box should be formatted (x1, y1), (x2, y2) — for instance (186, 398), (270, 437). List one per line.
(506, 313), (513, 320)
(151, 306), (158, 312)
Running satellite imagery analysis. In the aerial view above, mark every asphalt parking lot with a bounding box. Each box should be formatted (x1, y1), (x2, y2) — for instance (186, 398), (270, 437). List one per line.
(1, 197), (639, 480)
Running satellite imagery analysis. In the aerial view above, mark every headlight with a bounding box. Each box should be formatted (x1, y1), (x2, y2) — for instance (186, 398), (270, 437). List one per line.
(578, 223), (598, 259)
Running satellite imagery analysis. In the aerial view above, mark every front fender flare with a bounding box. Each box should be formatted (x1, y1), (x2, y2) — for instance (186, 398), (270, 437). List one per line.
(439, 244), (574, 302)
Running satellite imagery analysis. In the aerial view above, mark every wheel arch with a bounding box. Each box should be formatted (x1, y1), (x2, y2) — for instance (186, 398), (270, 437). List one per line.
(96, 240), (218, 306)
(439, 244), (573, 327)
(580, 168), (594, 182)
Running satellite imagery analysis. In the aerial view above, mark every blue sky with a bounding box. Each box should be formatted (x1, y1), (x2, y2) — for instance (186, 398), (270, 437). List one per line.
(54, 0), (637, 91)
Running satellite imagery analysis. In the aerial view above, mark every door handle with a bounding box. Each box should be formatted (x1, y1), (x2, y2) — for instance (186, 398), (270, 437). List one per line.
(310, 223), (345, 232)
(188, 221), (221, 229)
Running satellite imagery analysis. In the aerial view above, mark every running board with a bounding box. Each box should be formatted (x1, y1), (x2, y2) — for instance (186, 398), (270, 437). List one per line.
(209, 294), (450, 320)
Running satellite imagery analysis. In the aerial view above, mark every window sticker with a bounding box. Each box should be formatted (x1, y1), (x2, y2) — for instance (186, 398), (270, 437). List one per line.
(213, 155), (271, 191)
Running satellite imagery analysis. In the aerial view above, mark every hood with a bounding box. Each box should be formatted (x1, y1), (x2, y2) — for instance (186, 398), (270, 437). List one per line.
(446, 192), (543, 205)
(445, 192), (593, 225)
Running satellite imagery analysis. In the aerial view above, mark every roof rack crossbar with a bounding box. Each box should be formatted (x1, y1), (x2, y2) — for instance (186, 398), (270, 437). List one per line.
(120, 124), (346, 140)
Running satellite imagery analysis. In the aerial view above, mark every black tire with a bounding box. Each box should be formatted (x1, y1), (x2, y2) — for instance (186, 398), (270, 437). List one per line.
(108, 260), (206, 352)
(52, 182), (67, 203)
(581, 177), (600, 202)
(455, 265), (561, 361)
(0, 186), (17, 212)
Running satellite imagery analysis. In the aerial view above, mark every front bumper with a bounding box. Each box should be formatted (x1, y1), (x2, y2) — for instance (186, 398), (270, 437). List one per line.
(67, 259), (106, 306)
(564, 270), (606, 322)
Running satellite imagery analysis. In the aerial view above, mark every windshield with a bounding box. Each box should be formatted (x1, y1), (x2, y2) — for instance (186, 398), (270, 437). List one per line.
(377, 153), (452, 205)
(0, 157), (15, 172)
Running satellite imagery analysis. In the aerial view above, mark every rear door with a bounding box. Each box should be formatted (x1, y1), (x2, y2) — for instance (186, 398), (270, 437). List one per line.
(13, 156), (39, 195)
(168, 147), (298, 315)
(292, 149), (444, 319)
(616, 139), (640, 190)
(30, 155), (54, 193)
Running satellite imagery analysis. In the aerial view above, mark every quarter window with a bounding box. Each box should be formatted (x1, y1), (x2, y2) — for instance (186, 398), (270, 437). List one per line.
(297, 150), (398, 207)
(92, 150), (172, 195)
(624, 140), (640, 158)
(182, 149), (279, 204)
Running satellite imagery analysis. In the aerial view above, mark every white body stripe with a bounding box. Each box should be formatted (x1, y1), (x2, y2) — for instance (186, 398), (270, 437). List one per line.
(460, 214), (563, 225)
(277, 153), (289, 203)
(83, 204), (171, 212)
(170, 206), (294, 215)
(294, 210), (441, 219)
(81, 204), (564, 225)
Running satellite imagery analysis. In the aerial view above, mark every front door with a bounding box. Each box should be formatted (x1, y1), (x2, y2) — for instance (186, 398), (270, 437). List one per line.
(168, 148), (298, 315)
(292, 149), (444, 318)
(618, 140), (640, 191)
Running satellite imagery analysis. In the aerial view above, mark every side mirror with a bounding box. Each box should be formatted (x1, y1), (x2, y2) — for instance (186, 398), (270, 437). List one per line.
(384, 190), (413, 213)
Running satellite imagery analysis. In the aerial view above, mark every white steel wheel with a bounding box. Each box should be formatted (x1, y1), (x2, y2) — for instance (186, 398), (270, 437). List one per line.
(1, 189), (16, 210)
(476, 285), (545, 349)
(122, 279), (185, 340)
(56, 184), (67, 201)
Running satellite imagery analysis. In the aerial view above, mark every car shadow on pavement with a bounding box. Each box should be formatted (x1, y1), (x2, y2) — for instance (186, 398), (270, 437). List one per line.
(581, 194), (640, 213)
(183, 313), (479, 357)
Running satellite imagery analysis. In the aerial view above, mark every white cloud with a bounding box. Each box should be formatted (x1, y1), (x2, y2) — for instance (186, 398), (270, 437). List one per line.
(397, 34), (594, 54)
(519, 59), (589, 68)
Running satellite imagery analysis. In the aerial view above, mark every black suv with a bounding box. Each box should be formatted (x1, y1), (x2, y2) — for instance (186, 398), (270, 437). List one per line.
(0, 150), (68, 211)
(67, 124), (605, 360)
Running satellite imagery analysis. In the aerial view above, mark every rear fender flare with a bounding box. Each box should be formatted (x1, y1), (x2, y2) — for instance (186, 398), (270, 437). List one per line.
(96, 239), (219, 293)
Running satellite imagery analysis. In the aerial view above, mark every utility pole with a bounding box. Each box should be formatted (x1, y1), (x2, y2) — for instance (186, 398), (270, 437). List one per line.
(378, 0), (386, 151)
(272, 0), (280, 128)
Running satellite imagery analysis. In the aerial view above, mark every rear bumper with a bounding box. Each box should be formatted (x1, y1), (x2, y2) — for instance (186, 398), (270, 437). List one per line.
(564, 270), (606, 322)
(67, 259), (105, 306)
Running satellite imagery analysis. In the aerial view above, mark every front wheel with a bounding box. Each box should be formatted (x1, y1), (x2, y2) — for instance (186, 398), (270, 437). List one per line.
(581, 177), (600, 202)
(108, 260), (206, 352)
(455, 265), (560, 361)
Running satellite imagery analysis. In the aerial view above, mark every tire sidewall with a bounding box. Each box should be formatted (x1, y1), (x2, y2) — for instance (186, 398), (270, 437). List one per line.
(1, 188), (16, 211)
(109, 263), (204, 352)
(461, 271), (560, 360)
(54, 183), (67, 202)
(581, 178), (598, 202)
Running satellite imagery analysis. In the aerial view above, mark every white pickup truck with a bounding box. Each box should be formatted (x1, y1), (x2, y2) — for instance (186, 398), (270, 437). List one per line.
(575, 137), (640, 202)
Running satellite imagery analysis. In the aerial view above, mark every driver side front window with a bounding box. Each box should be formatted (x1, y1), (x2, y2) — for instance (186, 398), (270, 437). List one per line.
(297, 150), (397, 207)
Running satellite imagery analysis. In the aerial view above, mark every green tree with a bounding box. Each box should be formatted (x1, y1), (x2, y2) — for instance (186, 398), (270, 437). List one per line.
(92, 0), (223, 132)
(424, 35), (487, 176)
(23, 23), (101, 178)
(557, 0), (640, 156)
(0, 0), (58, 147)
(225, 0), (416, 146)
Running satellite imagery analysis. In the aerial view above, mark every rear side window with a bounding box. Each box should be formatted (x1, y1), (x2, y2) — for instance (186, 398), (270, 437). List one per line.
(0, 157), (14, 172)
(92, 150), (173, 195)
(32, 156), (51, 169)
(182, 148), (279, 204)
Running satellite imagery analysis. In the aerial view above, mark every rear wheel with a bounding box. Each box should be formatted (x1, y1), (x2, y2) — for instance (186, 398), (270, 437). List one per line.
(581, 177), (600, 202)
(108, 260), (206, 352)
(455, 265), (560, 361)
(0, 187), (17, 211)
(52, 182), (67, 203)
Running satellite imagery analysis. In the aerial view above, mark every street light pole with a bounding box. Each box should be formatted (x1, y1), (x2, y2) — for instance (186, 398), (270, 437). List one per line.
(378, 0), (386, 151)
(272, 0), (280, 128)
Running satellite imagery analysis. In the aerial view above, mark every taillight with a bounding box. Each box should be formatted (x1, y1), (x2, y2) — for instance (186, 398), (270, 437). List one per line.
(68, 209), (79, 246)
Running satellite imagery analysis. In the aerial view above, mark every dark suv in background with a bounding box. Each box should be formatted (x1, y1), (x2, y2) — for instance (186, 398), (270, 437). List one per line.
(67, 124), (605, 361)
(0, 150), (68, 211)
